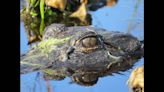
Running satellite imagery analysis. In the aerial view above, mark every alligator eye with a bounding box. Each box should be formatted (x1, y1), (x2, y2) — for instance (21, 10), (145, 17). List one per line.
(82, 37), (98, 47)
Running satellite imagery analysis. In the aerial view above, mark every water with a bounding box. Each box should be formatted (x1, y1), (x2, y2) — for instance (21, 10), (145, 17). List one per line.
(20, 0), (144, 92)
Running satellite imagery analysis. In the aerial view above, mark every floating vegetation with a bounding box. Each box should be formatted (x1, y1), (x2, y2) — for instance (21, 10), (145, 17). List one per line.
(20, 0), (93, 45)
(20, 0), (120, 45)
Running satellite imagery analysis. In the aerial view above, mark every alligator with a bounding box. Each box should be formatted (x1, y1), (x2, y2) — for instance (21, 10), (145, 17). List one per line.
(20, 23), (144, 86)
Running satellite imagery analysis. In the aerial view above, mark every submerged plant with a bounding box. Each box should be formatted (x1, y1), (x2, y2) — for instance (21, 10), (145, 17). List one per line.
(21, 0), (120, 45)
(127, 0), (143, 33)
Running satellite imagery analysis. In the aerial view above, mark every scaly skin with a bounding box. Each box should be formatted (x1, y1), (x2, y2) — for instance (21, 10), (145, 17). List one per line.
(20, 23), (144, 86)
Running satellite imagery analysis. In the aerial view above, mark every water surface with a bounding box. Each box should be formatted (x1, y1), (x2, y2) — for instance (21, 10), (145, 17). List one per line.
(21, 0), (144, 92)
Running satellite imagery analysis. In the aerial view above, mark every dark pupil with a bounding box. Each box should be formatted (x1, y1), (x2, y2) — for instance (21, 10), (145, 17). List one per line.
(82, 37), (97, 47)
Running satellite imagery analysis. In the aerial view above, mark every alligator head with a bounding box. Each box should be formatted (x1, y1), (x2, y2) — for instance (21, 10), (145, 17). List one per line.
(20, 23), (144, 86)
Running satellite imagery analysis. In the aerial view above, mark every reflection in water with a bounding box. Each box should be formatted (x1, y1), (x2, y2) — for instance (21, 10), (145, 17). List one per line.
(21, 0), (144, 92)
(127, 0), (142, 32)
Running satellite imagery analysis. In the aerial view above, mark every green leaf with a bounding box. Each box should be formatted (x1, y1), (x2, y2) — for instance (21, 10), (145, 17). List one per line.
(40, 0), (45, 20)
(34, 0), (40, 8)
(30, 0), (37, 7)
(30, 9), (38, 17)
(39, 19), (45, 36)
(47, 9), (53, 15)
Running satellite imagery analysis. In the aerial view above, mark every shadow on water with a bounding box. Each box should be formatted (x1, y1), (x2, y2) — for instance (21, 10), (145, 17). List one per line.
(20, 0), (144, 92)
